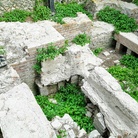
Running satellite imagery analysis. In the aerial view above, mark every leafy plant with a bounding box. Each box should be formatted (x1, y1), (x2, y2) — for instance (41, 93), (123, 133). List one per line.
(35, 83), (94, 132)
(72, 33), (91, 46)
(108, 55), (138, 102)
(0, 9), (31, 22)
(0, 46), (6, 55)
(133, 0), (138, 6)
(34, 42), (68, 73)
(92, 47), (103, 56)
(51, 2), (93, 24)
(97, 6), (138, 33)
(32, 5), (51, 21)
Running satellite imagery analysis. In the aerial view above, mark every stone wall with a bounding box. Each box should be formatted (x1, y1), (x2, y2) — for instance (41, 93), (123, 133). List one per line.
(53, 13), (92, 42)
(0, 0), (35, 15)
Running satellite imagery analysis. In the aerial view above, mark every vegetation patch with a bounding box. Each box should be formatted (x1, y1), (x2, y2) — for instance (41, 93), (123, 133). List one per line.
(133, 0), (138, 6)
(72, 33), (91, 46)
(34, 42), (68, 74)
(51, 2), (93, 24)
(36, 83), (94, 133)
(0, 9), (31, 22)
(0, 46), (6, 55)
(92, 47), (103, 56)
(108, 55), (138, 102)
(0, 2), (93, 23)
(97, 6), (138, 33)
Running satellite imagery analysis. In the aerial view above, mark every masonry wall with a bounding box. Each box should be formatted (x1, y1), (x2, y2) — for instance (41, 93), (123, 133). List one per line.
(54, 20), (92, 42)
(11, 40), (64, 95)
(0, 0), (35, 15)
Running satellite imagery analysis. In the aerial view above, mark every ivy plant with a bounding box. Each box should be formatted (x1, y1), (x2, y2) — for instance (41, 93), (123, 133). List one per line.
(35, 83), (94, 133)
(97, 6), (138, 33)
(72, 33), (91, 46)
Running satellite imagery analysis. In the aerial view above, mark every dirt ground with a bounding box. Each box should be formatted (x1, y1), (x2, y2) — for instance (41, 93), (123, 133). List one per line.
(97, 46), (123, 69)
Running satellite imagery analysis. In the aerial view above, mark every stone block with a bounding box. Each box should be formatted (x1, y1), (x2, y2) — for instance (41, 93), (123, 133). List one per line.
(51, 119), (62, 130)
(88, 130), (101, 138)
(71, 75), (79, 84)
(82, 67), (138, 137)
(58, 81), (65, 90)
(0, 83), (56, 138)
(93, 113), (106, 135)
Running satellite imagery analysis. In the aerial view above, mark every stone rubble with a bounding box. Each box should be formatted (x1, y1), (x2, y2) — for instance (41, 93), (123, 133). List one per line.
(82, 67), (138, 137)
(51, 114), (90, 138)
(88, 130), (101, 138)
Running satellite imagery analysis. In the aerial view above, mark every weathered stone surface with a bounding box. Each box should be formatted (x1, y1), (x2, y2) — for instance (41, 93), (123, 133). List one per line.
(0, 21), (64, 64)
(0, 83), (57, 138)
(90, 21), (114, 48)
(114, 32), (138, 54)
(93, 113), (106, 135)
(41, 54), (70, 86)
(82, 67), (138, 137)
(41, 44), (103, 86)
(88, 130), (101, 138)
(0, 67), (21, 94)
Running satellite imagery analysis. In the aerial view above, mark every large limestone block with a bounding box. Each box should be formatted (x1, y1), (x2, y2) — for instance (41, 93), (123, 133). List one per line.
(41, 44), (103, 86)
(0, 21), (64, 64)
(82, 67), (138, 137)
(0, 67), (21, 94)
(0, 83), (57, 138)
(41, 54), (71, 86)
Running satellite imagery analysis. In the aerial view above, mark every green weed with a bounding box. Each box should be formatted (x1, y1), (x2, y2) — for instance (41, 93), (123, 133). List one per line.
(35, 83), (94, 132)
(72, 33), (91, 46)
(97, 6), (138, 33)
(108, 55), (138, 102)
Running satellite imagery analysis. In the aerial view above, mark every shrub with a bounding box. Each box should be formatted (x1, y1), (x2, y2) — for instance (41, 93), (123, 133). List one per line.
(36, 83), (94, 132)
(72, 33), (90, 46)
(97, 6), (138, 33)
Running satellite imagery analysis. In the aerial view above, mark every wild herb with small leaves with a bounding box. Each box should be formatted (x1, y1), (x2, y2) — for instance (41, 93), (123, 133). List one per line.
(97, 6), (138, 33)
(108, 55), (138, 102)
(36, 83), (94, 132)
(72, 33), (91, 46)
